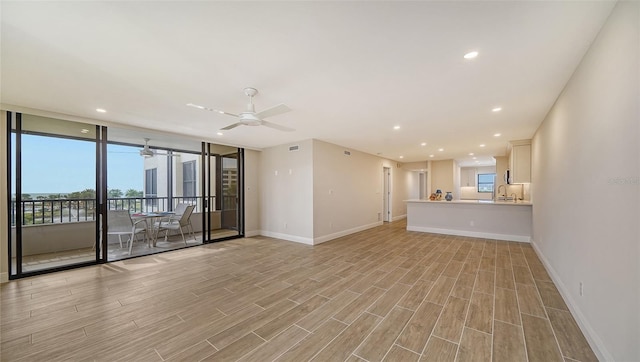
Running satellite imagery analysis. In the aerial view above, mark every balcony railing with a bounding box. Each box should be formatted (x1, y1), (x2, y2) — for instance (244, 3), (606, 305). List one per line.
(10, 196), (208, 226)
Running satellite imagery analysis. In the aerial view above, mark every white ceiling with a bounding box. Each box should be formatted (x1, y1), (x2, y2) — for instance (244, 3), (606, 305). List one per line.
(1, 1), (614, 165)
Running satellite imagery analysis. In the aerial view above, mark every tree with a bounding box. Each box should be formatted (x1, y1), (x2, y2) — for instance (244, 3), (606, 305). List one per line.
(21, 194), (32, 200)
(125, 189), (143, 197)
(108, 189), (123, 198)
(68, 189), (96, 199)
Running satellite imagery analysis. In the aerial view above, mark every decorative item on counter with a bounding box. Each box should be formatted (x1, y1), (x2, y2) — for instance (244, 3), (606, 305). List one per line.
(445, 191), (453, 201)
(429, 193), (437, 200)
(435, 189), (442, 200)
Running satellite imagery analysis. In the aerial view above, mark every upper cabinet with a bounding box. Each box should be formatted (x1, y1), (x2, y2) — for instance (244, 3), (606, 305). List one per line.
(508, 140), (531, 183)
(460, 167), (476, 187)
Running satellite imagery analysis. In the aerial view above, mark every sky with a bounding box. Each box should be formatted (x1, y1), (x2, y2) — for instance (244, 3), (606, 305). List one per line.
(13, 134), (143, 194)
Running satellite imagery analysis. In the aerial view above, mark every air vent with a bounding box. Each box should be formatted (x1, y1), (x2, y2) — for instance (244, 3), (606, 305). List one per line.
(344, 150), (351, 156)
(289, 145), (299, 152)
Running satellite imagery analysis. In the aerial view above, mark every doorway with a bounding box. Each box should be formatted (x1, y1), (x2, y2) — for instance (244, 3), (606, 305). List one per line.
(203, 144), (243, 241)
(383, 167), (391, 222)
(419, 171), (428, 199)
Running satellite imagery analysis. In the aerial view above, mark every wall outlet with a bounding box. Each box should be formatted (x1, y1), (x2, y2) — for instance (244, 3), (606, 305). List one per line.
(470, 220), (475, 227)
(579, 282), (584, 296)
(284, 222), (288, 229)
(329, 222), (333, 229)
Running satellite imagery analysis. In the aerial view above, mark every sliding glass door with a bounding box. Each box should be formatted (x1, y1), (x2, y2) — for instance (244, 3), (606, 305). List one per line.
(6, 112), (246, 278)
(204, 144), (243, 242)
(8, 113), (101, 277)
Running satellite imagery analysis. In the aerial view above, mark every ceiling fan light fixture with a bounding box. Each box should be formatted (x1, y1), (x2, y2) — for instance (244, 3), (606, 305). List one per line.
(190, 88), (293, 132)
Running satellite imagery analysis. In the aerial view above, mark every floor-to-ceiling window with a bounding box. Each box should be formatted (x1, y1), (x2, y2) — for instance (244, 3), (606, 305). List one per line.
(8, 113), (101, 277)
(6, 113), (246, 277)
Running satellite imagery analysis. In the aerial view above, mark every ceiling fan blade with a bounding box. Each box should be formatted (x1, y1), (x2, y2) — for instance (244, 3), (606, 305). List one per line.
(154, 152), (180, 157)
(261, 120), (295, 132)
(255, 103), (291, 120)
(186, 103), (238, 117)
(221, 122), (243, 131)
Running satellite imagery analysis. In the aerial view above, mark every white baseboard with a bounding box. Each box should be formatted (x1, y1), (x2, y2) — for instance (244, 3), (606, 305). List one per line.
(0, 272), (8, 284)
(530, 241), (612, 362)
(259, 230), (314, 245)
(244, 230), (260, 237)
(392, 214), (407, 222)
(407, 225), (530, 243)
(313, 221), (383, 245)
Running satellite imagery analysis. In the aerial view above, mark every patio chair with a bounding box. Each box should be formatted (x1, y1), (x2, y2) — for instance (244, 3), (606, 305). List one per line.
(173, 203), (188, 216)
(156, 205), (195, 245)
(107, 210), (147, 255)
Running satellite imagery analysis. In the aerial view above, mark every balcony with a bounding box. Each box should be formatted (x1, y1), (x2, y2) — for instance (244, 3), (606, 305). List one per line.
(10, 196), (237, 273)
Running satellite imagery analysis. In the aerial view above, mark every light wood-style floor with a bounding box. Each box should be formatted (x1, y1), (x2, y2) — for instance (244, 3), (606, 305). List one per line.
(0, 221), (597, 362)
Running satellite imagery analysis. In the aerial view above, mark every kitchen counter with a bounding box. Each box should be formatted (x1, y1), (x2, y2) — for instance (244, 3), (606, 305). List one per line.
(406, 199), (532, 206)
(405, 199), (532, 242)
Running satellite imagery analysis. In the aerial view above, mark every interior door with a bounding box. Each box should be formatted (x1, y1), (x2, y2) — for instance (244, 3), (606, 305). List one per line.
(383, 167), (391, 222)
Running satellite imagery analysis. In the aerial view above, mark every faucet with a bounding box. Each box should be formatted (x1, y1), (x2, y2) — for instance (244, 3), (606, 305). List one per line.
(510, 193), (518, 203)
(496, 185), (506, 201)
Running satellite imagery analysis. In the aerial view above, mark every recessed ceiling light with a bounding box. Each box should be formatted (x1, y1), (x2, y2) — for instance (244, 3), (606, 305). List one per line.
(96, 108), (106, 113)
(475, 161), (480, 163)
(399, 156), (404, 159)
(479, 144), (486, 147)
(468, 152), (474, 156)
(494, 133), (501, 137)
(80, 129), (90, 134)
(421, 142), (427, 146)
(438, 148), (444, 152)
(216, 132), (223, 136)
(492, 107), (502, 112)
(464, 51), (479, 59)
(393, 125), (400, 130)
(429, 154), (435, 158)
(472, 157), (477, 160)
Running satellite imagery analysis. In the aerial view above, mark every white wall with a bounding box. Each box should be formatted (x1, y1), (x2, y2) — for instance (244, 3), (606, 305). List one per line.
(312, 140), (385, 242)
(431, 159), (455, 198)
(391, 162), (411, 220)
(244, 149), (260, 236)
(531, 2), (639, 361)
(259, 140), (314, 244)
(257, 139), (410, 245)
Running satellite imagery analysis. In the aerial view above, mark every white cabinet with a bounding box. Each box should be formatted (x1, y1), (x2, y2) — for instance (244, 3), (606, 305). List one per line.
(460, 167), (476, 187)
(508, 140), (531, 183)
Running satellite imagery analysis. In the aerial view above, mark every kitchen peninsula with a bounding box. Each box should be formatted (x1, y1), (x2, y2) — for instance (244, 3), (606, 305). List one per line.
(406, 199), (532, 242)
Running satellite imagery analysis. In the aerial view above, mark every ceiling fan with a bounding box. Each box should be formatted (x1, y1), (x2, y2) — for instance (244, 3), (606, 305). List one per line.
(139, 138), (178, 158)
(187, 87), (294, 132)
